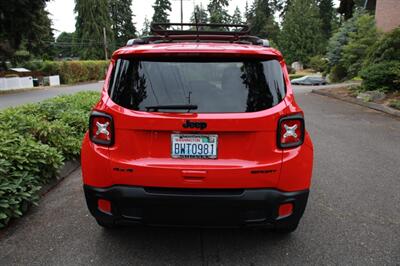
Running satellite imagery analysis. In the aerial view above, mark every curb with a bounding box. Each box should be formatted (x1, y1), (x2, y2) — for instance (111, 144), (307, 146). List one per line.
(312, 89), (400, 118)
(39, 160), (81, 196)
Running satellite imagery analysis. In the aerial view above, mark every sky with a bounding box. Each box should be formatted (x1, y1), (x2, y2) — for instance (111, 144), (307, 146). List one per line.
(46, 0), (339, 37)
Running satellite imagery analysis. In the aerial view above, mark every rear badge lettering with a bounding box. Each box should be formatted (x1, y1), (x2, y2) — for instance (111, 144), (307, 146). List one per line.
(182, 120), (207, 130)
(113, 167), (133, 173)
(251, 170), (277, 174)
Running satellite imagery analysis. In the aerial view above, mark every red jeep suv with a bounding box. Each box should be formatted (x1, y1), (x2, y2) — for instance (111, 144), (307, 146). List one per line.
(81, 23), (314, 233)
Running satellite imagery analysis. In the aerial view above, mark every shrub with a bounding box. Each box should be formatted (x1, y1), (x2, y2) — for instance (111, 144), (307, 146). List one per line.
(359, 61), (400, 92)
(22, 60), (45, 72)
(0, 130), (63, 228)
(309, 55), (328, 73)
(59, 61), (89, 84)
(0, 91), (100, 227)
(21, 60), (109, 84)
(364, 27), (400, 66)
(40, 60), (61, 76)
(12, 49), (31, 65)
(0, 111), (81, 160)
(27, 91), (99, 121)
(329, 64), (348, 82)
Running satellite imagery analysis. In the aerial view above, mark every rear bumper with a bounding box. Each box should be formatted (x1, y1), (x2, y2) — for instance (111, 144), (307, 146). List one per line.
(84, 185), (309, 228)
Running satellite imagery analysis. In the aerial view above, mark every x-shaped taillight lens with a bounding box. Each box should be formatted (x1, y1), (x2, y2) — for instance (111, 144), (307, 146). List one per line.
(278, 115), (304, 148)
(89, 111), (114, 146)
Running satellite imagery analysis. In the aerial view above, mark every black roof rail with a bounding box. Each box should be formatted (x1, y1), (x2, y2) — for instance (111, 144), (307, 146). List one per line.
(125, 23), (270, 47)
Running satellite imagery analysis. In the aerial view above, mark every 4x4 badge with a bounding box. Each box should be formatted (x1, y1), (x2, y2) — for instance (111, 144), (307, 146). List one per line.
(182, 120), (207, 130)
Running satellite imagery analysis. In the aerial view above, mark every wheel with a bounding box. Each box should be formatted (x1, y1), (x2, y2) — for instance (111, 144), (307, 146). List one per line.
(96, 218), (117, 229)
(273, 222), (299, 234)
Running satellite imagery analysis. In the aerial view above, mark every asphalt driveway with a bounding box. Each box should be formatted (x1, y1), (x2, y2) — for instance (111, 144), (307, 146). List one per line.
(0, 86), (399, 265)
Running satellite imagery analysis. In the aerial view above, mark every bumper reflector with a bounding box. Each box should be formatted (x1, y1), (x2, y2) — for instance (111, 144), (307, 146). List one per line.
(278, 203), (293, 218)
(98, 199), (111, 213)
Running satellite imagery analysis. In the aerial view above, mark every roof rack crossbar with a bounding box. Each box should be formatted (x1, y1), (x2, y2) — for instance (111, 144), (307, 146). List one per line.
(151, 23), (250, 36)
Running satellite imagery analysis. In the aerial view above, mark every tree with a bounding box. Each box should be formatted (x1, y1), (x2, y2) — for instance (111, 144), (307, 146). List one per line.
(231, 6), (243, 24)
(54, 32), (78, 58)
(247, 0), (280, 41)
(279, 0), (292, 19)
(0, 0), (54, 65)
(337, 0), (364, 20)
(341, 13), (378, 77)
(326, 14), (357, 68)
(75, 0), (113, 60)
(279, 0), (324, 64)
(244, 1), (250, 21)
(152, 0), (172, 24)
(325, 11), (378, 81)
(244, 1), (254, 23)
(109, 0), (137, 48)
(325, 13), (357, 81)
(55, 32), (83, 59)
(208, 0), (230, 24)
(318, 0), (336, 41)
(190, 4), (209, 24)
(25, 7), (55, 60)
(141, 17), (151, 36)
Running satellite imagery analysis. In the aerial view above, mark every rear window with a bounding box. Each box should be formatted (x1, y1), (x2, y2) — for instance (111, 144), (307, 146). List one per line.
(108, 58), (286, 113)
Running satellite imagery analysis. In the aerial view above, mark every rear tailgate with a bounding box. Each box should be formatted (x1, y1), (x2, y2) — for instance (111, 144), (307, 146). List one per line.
(107, 102), (286, 189)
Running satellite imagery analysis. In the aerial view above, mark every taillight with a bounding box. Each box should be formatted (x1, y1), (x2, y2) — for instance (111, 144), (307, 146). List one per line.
(89, 111), (114, 146)
(278, 114), (305, 149)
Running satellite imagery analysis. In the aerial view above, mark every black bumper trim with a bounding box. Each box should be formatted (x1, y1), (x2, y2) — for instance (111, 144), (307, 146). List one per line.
(84, 185), (309, 228)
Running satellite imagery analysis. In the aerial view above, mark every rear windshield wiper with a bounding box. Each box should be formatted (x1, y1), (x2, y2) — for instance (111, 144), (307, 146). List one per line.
(145, 104), (198, 112)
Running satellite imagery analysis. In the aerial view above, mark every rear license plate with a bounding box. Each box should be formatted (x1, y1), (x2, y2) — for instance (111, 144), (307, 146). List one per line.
(171, 134), (218, 159)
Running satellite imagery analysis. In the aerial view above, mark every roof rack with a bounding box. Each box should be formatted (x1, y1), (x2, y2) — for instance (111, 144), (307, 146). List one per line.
(126, 23), (270, 47)
(151, 23), (250, 36)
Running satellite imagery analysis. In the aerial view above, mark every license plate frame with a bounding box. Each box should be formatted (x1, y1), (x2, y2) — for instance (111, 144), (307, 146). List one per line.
(171, 134), (218, 159)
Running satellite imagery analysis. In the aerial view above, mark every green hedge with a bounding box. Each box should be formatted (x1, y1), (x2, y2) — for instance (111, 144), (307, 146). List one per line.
(23, 60), (109, 84)
(0, 91), (100, 228)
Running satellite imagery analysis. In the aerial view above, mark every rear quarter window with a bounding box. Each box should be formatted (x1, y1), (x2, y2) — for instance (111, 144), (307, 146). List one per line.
(108, 58), (286, 113)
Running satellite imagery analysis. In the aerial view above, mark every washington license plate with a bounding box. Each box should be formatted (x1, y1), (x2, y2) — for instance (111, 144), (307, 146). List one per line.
(171, 134), (218, 159)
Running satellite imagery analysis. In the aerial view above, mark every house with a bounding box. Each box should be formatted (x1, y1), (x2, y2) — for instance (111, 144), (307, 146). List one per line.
(365, 0), (400, 32)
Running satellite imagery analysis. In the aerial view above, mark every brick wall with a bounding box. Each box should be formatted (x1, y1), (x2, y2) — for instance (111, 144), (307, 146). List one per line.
(375, 0), (400, 32)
